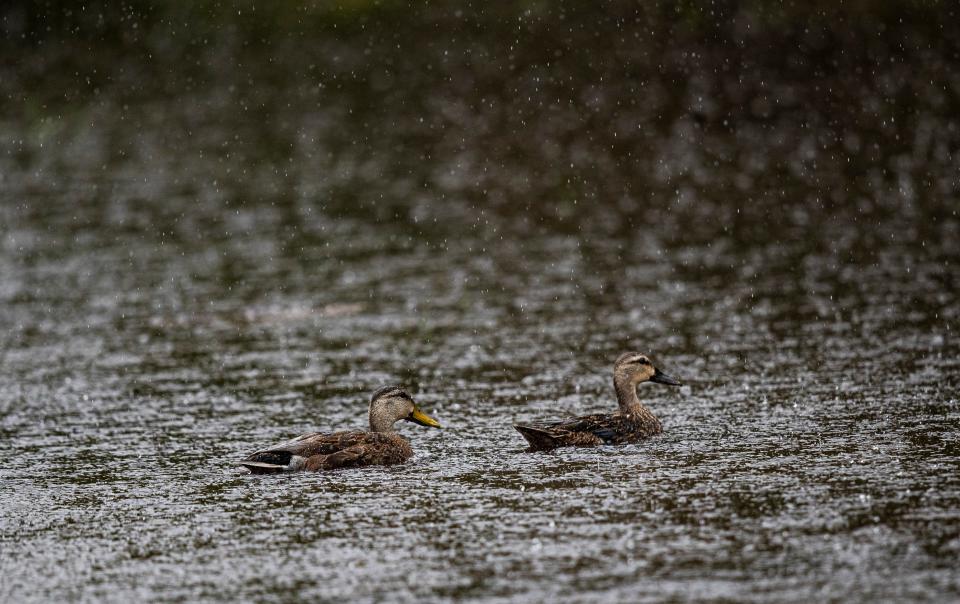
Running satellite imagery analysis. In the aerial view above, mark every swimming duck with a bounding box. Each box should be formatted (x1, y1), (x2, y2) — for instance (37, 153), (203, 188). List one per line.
(514, 352), (681, 451)
(240, 385), (441, 474)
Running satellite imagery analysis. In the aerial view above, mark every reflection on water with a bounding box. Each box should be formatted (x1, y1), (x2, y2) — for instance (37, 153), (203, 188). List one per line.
(1, 3), (959, 602)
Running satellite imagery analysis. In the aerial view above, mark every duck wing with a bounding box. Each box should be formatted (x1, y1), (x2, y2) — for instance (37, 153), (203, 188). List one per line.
(514, 413), (617, 450)
(240, 430), (409, 474)
(534, 414), (619, 440)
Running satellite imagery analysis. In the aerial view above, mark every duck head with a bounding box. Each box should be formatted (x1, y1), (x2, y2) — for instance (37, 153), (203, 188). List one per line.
(368, 385), (442, 433)
(613, 352), (682, 388)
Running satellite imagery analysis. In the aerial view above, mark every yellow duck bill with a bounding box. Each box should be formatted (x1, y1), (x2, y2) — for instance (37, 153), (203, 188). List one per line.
(407, 407), (442, 428)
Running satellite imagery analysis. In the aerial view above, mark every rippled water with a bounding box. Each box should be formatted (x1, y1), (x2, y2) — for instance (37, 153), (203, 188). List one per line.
(2, 5), (959, 602)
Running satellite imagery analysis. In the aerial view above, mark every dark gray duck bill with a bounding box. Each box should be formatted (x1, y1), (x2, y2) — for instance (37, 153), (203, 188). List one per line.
(650, 368), (682, 386)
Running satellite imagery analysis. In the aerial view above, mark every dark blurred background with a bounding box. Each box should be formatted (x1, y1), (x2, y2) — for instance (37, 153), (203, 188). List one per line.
(3, 0), (957, 239)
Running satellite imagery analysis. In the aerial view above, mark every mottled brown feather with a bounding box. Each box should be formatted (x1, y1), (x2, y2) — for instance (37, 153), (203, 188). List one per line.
(241, 430), (414, 473)
(515, 410), (662, 451)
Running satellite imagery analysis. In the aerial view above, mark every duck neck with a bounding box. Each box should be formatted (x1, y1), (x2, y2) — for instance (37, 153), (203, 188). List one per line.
(614, 377), (655, 419)
(368, 410), (397, 433)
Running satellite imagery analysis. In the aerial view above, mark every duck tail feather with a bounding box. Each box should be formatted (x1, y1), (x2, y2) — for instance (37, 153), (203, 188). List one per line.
(513, 424), (560, 451)
(239, 461), (290, 474)
(239, 449), (306, 474)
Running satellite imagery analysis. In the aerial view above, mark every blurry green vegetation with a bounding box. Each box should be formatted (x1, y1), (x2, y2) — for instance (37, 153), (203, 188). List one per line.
(1, 0), (953, 46)
(2, 0), (957, 237)
(4, 0), (955, 115)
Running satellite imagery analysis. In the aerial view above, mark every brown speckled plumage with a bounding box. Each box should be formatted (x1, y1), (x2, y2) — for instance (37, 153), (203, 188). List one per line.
(240, 385), (440, 474)
(514, 352), (681, 451)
